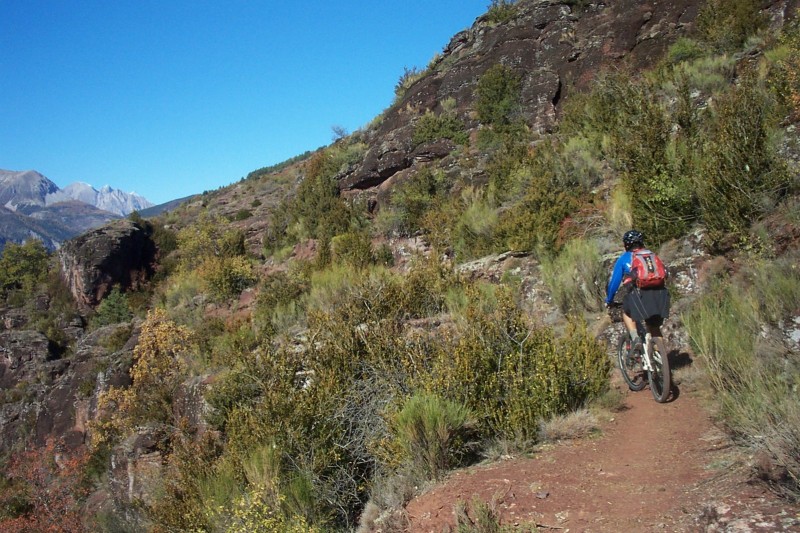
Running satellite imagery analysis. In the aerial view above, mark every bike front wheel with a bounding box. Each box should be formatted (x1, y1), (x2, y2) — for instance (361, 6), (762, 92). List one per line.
(648, 336), (671, 403)
(617, 334), (646, 391)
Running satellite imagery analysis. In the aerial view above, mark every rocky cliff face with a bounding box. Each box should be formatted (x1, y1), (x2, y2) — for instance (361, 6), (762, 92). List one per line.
(338, 0), (800, 196)
(0, 323), (135, 454)
(338, 0), (700, 192)
(58, 219), (157, 309)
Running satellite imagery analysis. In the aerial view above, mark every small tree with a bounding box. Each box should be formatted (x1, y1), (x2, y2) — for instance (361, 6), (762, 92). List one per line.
(475, 63), (522, 128)
(92, 286), (132, 327)
(0, 240), (50, 302)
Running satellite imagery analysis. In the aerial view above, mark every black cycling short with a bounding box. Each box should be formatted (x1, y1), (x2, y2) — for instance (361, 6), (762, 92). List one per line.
(623, 286), (670, 325)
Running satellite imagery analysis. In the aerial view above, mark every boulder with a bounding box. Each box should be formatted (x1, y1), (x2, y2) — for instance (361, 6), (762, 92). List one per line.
(58, 219), (156, 308)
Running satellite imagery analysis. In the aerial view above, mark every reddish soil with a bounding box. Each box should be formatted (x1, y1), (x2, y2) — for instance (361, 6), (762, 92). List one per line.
(405, 382), (800, 532)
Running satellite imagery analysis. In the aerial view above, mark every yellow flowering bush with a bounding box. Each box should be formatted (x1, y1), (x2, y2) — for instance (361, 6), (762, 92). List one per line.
(202, 490), (321, 533)
(92, 308), (191, 445)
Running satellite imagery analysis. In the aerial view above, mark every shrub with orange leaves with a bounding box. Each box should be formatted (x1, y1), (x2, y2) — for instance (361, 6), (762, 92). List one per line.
(0, 439), (90, 532)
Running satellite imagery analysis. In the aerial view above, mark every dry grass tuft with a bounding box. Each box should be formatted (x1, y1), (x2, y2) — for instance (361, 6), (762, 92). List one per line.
(538, 408), (600, 443)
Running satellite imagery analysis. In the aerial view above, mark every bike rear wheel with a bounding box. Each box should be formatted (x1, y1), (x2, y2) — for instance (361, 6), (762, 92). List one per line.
(648, 336), (671, 403)
(617, 334), (646, 391)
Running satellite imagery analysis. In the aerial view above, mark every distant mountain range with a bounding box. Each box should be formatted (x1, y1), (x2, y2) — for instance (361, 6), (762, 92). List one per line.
(0, 169), (154, 250)
(45, 181), (153, 217)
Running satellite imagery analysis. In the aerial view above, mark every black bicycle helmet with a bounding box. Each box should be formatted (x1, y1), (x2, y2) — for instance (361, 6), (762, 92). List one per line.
(622, 229), (644, 251)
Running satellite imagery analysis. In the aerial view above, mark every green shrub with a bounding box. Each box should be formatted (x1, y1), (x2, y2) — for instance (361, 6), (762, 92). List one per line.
(540, 238), (605, 315)
(559, 71), (696, 246)
(384, 167), (448, 237)
(210, 321), (259, 368)
(287, 149), (354, 241)
(483, 128), (530, 203)
(151, 221), (178, 257)
(234, 209), (253, 221)
(401, 254), (460, 318)
(332, 231), (375, 270)
(450, 188), (498, 261)
(424, 287), (609, 441)
(665, 37), (707, 64)
(177, 214), (247, 270)
(695, 0), (766, 52)
(0, 240), (49, 303)
(392, 394), (475, 481)
(475, 64), (522, 128)
(252, 271), (309, 339)
(92, 286), (132, 327)
(207, 370), (265, 431)
(495, 176), (578, 256)
(695, 75), (790, 249)
(412, 110), (469, 146)
(199, 256), (257, 301)
(684, 269), (800, 499)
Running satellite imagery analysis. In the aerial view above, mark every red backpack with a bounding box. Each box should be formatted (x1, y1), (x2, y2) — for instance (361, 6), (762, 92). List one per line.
(630, 249), (666, 289)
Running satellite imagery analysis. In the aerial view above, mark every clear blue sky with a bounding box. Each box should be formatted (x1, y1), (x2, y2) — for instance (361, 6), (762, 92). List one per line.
(1, 1), (489, 205)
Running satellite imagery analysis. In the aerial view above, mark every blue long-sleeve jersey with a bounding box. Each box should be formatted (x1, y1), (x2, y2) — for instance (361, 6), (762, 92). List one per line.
(606, 251), (633, 304)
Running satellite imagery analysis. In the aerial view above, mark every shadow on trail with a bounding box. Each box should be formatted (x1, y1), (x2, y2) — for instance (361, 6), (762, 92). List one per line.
(666, 350), (692, 402)
(670, 350), (694, 371)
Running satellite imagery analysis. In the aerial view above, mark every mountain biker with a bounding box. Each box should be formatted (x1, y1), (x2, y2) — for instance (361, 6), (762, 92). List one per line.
(604, 230), (670, 349)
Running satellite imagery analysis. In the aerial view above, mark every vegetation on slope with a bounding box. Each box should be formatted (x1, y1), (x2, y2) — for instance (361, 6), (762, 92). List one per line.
(1, 0), (799, 530)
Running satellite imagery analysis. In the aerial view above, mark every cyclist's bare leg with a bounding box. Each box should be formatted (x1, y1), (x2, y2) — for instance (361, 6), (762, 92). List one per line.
(622, 312), (638, 342)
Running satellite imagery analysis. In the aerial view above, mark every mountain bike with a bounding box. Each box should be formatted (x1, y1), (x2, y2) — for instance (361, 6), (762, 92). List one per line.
(610, 304), (671, 403)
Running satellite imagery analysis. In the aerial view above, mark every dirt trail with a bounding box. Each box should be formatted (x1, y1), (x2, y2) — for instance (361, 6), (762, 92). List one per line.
(405, 382), (800, 532)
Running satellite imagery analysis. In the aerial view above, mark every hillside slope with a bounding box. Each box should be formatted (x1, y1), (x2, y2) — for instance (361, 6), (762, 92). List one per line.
(2, 0), (800, 531)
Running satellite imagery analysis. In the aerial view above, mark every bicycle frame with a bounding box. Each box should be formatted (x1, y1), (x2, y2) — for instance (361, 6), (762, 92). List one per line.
(640, 331), (654, 373)
(610, 303), (671, 402)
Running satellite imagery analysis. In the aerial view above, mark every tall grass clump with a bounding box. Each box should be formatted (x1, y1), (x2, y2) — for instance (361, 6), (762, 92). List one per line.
(540, 238), (605, 315)
(685, 260), (800, 499)
(391, 394), (475, 482)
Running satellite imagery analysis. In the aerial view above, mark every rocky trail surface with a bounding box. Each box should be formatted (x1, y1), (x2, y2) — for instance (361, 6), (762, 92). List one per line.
(405, 369), (800, 532)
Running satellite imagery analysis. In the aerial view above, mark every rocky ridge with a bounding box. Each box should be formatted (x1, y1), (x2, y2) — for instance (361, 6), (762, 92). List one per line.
(338, 0), (704, 194)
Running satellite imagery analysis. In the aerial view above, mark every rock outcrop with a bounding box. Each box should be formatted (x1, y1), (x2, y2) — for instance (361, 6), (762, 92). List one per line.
(338, 0), (702, 193)
(58, 219), (157, 308)
(0, 322), (135, 454)
(338, 0), (800, 195)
